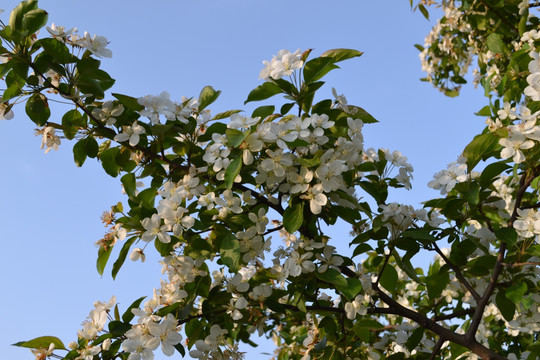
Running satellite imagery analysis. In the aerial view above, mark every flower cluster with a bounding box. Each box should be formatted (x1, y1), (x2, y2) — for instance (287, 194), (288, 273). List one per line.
(259, 49), (303, 80)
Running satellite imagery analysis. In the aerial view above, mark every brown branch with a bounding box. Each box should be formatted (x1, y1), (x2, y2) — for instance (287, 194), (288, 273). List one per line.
(466, 168), (538, 344)
(372, 282), (507, 360)
(519, 202), (540, 210)
(429, 337), (445, 360)
(432, 308), (475, 322)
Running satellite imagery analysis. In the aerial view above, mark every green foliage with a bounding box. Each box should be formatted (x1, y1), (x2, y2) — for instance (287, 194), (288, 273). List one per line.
(4, 1), (540, 359)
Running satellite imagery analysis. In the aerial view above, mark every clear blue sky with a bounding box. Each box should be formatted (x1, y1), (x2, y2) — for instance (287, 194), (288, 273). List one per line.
(0, 1), (487, 359)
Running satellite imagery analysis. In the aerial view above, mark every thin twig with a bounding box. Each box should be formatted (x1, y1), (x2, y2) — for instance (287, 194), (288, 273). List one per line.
(429, 337), (445, 360)
(432, 242), (481, 302)
(502, 261), (540, 268)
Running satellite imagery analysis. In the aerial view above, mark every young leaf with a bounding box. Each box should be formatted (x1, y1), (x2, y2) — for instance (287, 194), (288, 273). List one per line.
(121, 173), (137, 198)
(198, 85), (221, 111)
(486, 33), (506, 54)
(112, 93), (144, 111)
(505, 282), (527, 304)
(97, 246), (112, 276)
(9, 0), (38, 32)
(220, 234), (241, 272)
(225, 128), (249, 148)
(379, 264), (399, 292)
(251, 105), (275, 119)
(13, 336), (66, 350)
(283, 202), (304, 233)
(121, 295), (146, 323)
(25, 93), (50, 126)
(244, 82), (281, 104)
(212, 109), (242, 120)
(99, 147), (120, 177)
(463, 133), (499, 171)
(21, 9), (48, 35)
(39, 38), (75, 64)
(224, 156), (242, 189)
(318, 268), (348, 290)
(496, 290), (516, 322)
(62, 109), (84, 140)
(303, 57), (337, 84)
(321, 48), (364, 63)
(73, 139), (87, 167)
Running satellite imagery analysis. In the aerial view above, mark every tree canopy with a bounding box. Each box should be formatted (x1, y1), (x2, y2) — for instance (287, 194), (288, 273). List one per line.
(2, 1), (540, 359)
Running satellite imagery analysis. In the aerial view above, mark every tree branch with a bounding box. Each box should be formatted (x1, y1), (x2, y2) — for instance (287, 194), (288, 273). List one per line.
(432, 308), (475, 322)
(372, 282), (507, 360)
(429, 337), (445, 360)
(502, 261), (540, 268)
(466, 168), (539, 344)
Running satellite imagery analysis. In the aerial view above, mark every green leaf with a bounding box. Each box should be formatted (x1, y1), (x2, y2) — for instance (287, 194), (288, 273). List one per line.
(121, 173), (137, 198)
(321, 48), (363, 63)
(319, 316), (337, 341)
(97, 246), (112, 276)
(296, 157), (320, 168)
(198, 122), (227, 142)
(77, 76), (104, 98)
(100, 147), (120, 177)
(318, 268), (348, 289)
(303, 57), (337, 84)
(283, 202), (304, 233)
(224, 156), (242, 189)
(212, 109), (242, 120)
(137, 188), (157, 209)
(418, 3), (429, 19)
(108, 321), (131, 337)
(347, 106), (378, 123)
(9, 0), (38, 32)
(486, 33), (506, 54)
(496, 290), (515, 322)
(405, 327), (424, 351)
(112, 93), (144, 111)
(426, 271), (450, 299)
(122, 295), (146, 323)
(463, 133), (499, 171)
(62, 109), (85, 140)
(220, 234), (241, 272)
(225, 128), (249, 148)
(77, 57), (101, 75)
(251, 105), (275, 119)
(495, 227), (517, 246)
(85, 137), (99, 158)
(39, 38), (75, 64)
(464, 182), (480, 206)
(339, 278), (362, 301)
(505, 282), (527, 304)
(244, 82), (282, 104)
(379, 264), (399, 292)
(25, 93), (50, 126)
(280, 102), (295, 115)
(479, 162), (510, 187)
(526, 244), (540, 257)
(13, 336), (66, 350)
(73, 140), (87, 167)
(475, 105), (492, 117)
(198, 85), (221, 111)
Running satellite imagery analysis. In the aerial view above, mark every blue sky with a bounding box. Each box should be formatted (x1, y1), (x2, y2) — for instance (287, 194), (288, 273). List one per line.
(0, 1), (488, 359)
